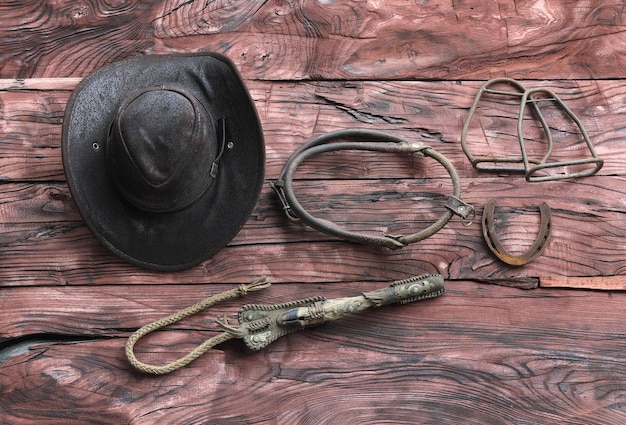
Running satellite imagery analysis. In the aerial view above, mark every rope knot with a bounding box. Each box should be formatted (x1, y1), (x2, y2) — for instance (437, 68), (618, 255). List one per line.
(239, 275), (271, 295)
(126, 275), (271, 375)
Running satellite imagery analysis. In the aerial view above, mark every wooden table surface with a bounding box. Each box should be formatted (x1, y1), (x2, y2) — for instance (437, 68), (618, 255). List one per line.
(1, 1), (625, 423)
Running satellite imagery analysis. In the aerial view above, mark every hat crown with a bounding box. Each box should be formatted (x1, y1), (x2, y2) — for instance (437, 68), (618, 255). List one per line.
(107, 86), (217, 213)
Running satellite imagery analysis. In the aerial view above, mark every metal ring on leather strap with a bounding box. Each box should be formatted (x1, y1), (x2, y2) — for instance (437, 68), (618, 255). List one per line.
(271, 129), (474, 249)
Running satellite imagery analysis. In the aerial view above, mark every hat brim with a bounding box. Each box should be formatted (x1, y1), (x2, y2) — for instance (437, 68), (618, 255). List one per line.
(62, 53), (265, 271)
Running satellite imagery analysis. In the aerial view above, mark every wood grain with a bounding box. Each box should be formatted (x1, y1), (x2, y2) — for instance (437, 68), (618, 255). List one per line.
(0, 1), (624, 80)
(1, 281), (625, 424)
(1, 79), (623, 181)
(0, 77), (621, 287)
(541, 275), (626, 290)
(1, 1), (626, 423)
(0, 176), (621, 286)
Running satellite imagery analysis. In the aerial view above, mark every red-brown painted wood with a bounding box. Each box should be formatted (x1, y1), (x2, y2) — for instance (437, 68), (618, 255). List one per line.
(2, 282), (626, 424)
(0, 1), (624, 80)
(1, 1), (625, 423)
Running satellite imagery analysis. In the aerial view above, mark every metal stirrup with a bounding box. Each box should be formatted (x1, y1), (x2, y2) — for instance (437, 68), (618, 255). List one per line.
(461, 77), (603, 182)
(271, 129), (474, 249)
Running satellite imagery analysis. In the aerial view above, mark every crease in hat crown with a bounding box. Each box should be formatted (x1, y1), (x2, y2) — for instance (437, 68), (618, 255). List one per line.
(106, 84), (218, 213)
(62, 53), (265, 271)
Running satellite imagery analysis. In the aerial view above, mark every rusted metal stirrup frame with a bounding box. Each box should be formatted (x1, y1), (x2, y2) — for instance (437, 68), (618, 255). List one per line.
(461, 77), (603, 182)
(518, 87), (604, 182)
(272, 129), (474, 249)
(461, 78), (553, 174)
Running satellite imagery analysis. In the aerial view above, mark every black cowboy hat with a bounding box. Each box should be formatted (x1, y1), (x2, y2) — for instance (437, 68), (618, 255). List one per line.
(62, 53), (264, 271)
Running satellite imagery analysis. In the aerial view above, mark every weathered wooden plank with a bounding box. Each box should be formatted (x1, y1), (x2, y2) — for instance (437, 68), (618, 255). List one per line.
(0, 172), (622, 287)
(1, 281), (625, 424)
(0, 0), (624, 80)
(0, 79), (623, 181)
(540, 275), (626, 290)
(0, 78), (81, 90)
(0, 1), (624, 423)
(0, 89), (67, 181)
(2, 278), (623, 341)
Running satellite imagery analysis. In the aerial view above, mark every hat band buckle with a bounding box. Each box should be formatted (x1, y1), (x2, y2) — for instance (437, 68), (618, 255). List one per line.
(209, 117), (229, 178)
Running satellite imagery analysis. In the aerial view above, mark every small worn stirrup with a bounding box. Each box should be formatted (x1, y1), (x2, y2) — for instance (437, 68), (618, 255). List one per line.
(461, 77), (552, 174)
(517, 87), (604, 182)
(481, 198), (552, 266)
(271, 129), (474, 249)
(125, 274), (446, 375)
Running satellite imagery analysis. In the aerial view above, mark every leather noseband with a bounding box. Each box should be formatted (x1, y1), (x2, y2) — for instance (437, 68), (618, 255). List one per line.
(272, 129), (474, 249)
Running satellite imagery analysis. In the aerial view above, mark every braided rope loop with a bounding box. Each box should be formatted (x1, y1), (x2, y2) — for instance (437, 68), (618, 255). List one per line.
(125, 276), (270, 375)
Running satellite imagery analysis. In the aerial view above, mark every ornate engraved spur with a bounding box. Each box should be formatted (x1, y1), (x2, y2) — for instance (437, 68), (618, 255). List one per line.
(126, 274), (445, 375)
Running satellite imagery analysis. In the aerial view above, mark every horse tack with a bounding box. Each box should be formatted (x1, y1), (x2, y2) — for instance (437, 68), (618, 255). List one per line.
(481, 198), (552, 266)
(461, 78), (553, 174)
(271, 129), (474, 249)
(461, 77), (603, 182)
(125, 274), (446, 375)
(517, 87), (603, 182)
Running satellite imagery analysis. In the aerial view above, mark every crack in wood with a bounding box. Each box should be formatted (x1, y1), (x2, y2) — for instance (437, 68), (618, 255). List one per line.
(0, 333), (114, 364)
(314, 93), (407, 124)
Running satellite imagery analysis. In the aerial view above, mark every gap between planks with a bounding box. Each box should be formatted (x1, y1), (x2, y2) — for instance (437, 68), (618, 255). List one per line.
(540, 275), (626, 291)
(0, 78), (82, 90)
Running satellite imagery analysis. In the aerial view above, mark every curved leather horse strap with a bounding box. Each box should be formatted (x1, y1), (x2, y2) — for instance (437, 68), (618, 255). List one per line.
(125, 274), (446, 375)
(271, 129), (474, 249)
(481, 198), (552, 266)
